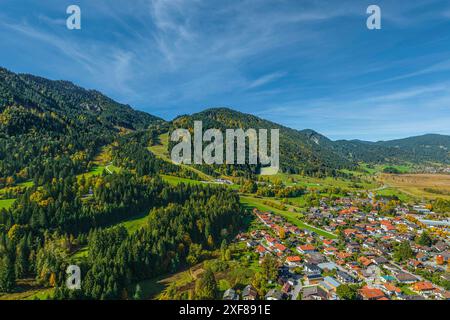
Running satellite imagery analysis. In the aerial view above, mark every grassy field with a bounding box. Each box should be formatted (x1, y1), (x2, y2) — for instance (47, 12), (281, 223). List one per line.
(70, 211), (151, 264)
(375, 187), (414, 203)
(381, 164), (413, 173)
(131, 263), (200, 299)
(148, 133), (170, 158)
(161, 174), (206, 186)
(71, 246), (89, 263)
(0, 198), (15, 209)
(17, 180), (34, 188)
(120, 212), (149, 233)
(259, 167), (280, 176)
(379, 173), (450, 200)
(78, 165), (107, 179)
(0, 180), (34, 200)
(359, 163), (414, 174)
(261, 172), (378, 191)
(133, 254), (258, 300)
(0, 279), (54, 300)
(149, 133), (214, 181)
(78, 163), (121, 180)
(106, 164), (121, 174)
(240, 195), (337, 239)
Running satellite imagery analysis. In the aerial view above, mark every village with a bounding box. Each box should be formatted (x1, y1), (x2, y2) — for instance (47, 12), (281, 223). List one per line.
(225, 194), (450, 301)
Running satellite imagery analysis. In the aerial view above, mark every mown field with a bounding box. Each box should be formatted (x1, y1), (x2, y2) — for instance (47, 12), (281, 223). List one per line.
(0, 180), (34, 209)
(0, 198), (15, 209)
(261, 172), (378, 191)
(0, 279), (54, 300)
(379, 173), (450, 200)
(149, 133), (214, 181)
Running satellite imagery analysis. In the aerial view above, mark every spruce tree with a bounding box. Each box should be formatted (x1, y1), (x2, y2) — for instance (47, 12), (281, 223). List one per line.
(0, 255), (16, 293)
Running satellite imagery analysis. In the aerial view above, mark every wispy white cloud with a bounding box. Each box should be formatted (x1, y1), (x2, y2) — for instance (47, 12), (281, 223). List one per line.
(247, 72), (287, 89)
(257, 80), (450, 140)
(1, 0), (449, 141)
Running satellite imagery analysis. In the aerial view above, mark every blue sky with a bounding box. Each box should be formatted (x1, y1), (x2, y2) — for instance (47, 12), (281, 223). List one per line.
(1, 0), (450, 141)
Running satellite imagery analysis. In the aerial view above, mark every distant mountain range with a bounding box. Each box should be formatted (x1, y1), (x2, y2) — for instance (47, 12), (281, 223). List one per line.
(172, 108), (450, 173)
(333, 134), (450, 165)
(1, 67), (449, 178)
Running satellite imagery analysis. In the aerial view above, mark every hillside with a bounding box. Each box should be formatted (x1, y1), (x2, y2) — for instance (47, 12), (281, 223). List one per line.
(0, 67), (166, 184)
(170, 108), (355, 176)
(1, 67), (449, 185)
(334, 134), (450, 164)
(0, 67), (164, 129)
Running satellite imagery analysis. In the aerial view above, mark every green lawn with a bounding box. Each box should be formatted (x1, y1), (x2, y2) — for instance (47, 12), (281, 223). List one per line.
(70, 212), (150, 264)
(120, 212), (149, 233)
(106, 164), (121, 174)
(0, 279), (54, 301)
(71, 246), (89, 262)
(148, 133), (170, 158)
(79, 165), (106, 178)
(78, 164), (120, 179)
(375, 187), (413, 203)
(262, 172), (377, 191)
(161, 174), (206, 186)
(240, 195), (337, 239)
(0, 198), (16, 209)
(399, 285), (415, 296)
(25, 288), (55, 300)
(0, 180), (34, 197)
(360, 163), (414, 174)
(149, 133), (214, 182)
(17, 180), (34, 188)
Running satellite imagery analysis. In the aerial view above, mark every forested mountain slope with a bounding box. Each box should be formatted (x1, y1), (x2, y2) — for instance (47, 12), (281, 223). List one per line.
(333, 134), (450, 164)
(1, 67), (449, 186)
(0, 67), (165, 185)
(170, 108), (355, 176)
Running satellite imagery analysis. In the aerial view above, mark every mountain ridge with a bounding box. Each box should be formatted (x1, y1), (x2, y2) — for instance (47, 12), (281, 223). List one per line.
(1, 67), (449, 181)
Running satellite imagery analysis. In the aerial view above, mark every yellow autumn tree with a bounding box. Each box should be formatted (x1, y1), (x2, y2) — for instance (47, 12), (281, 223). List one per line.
(7, 224), (25, 242)
(5, 176), (14, 186)
(279, 228), (286, 239)
(49, 273), (57, 287)
(207, 235), (214, 248)
(397, 224), (408, 234)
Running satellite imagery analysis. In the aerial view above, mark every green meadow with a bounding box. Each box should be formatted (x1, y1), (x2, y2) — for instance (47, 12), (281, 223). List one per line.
(240, 195), (337, 239)
(0, 198), (15, 209)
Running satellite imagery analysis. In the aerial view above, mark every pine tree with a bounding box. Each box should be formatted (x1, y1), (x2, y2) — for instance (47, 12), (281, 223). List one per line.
(0, 255), (16, 293)
(15, 238), (29, 278)
(133, 284), (143, 300)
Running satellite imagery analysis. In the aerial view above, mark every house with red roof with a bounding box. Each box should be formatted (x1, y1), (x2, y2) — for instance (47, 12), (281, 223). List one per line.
(413, 281), (435, 297)
(274, 243), (287, 253)
(265, 236), (276, 247)
(324, 247), (338, 255)
(358, 256), (373, 267)
(359, 286), (386, 300)
(286, 256), (302, 267)
(297, 244), (316, 254)
(256, 245), (267, 256)
(382, 283), (402, 297)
